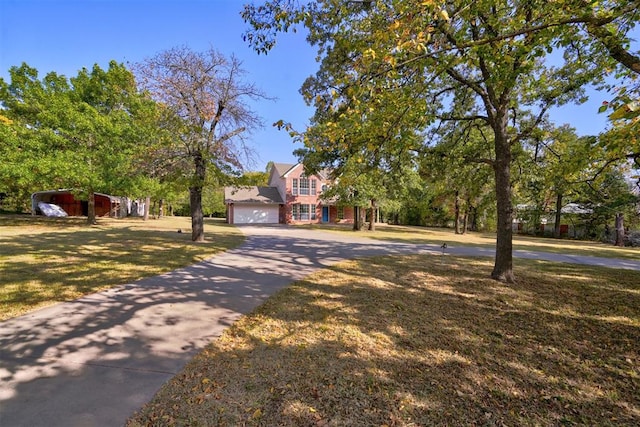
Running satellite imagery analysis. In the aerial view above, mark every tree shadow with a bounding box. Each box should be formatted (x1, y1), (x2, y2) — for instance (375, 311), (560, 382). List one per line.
(0, 229), (434, 426)
(128, 254), (640, 426)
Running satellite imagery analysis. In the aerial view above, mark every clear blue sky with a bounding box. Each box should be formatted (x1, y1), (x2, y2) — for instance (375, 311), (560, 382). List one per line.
(0, 0), (622, 172)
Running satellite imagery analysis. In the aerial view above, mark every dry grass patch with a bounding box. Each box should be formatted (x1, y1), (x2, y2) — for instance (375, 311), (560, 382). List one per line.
(0, 215), (244, 320)
(128, 256), (640, 426)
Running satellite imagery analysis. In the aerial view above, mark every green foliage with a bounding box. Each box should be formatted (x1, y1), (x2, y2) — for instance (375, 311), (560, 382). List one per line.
(243, 0), (638, 281)
(234, 171), (270, 186)
(0, 61), (154, 215)
(576, 168), (639, 236)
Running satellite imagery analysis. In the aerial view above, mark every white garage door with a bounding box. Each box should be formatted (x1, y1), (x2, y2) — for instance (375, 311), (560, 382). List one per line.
(234, 204), (279, 224)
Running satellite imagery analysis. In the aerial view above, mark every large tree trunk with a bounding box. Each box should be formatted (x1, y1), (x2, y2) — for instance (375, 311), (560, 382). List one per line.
(353, 205), (359, 231)
(87, 190), (97, 225)
(553, 193), (563, 239)
(353, 205), (365, 231)
(491, 117), (515, 283)
(143, 195), (151, 221)
(462, 207), (468, 235)
(469, 204), (478, 232)
(454, 190), (462, 234)
(190, 187), (204, 241)
(190, 153), (206, 242)
(368, 199), (377, 231)
(615, 213), (625, 247)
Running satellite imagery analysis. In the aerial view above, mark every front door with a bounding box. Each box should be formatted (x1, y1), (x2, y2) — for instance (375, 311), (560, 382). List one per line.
(322, 206), (329, 222)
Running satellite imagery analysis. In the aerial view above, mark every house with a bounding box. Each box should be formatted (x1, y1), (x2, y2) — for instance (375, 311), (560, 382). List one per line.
(513, 203), (593, 238)
(31, 190), (132, 218)
(224, 186), (284, 224)
(225, 162), (355, 225)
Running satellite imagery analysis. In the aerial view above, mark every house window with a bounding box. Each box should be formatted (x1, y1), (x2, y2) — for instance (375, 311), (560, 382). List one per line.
(299, 177), (310, 195)
(321, 184), (327, 192)
(292, 178), (298, 196)
(292, 204), (316, 221)
(337, 206), (344, 220)
(311, 180), (317, 196)
(300, 204), (309, 220)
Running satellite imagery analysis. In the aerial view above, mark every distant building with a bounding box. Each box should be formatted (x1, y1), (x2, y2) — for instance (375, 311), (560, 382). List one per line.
(224, 163), (355, 225)
(31, 190), (141, 218)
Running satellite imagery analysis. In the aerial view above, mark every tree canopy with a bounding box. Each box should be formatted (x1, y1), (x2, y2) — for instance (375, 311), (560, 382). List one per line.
(243, 0), (640, 282)
(0, 61), (151, 222)
(135, 46), (268, 241)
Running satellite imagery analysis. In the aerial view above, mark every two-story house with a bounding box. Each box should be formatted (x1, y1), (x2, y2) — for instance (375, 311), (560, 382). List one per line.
(224, 162), (354, 225)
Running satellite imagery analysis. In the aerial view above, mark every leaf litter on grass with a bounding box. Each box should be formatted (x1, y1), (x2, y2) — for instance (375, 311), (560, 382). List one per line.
(128, 255), (640, 426)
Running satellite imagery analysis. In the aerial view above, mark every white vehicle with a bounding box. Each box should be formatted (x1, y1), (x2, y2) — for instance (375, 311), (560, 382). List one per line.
(37, 201), (68, 217)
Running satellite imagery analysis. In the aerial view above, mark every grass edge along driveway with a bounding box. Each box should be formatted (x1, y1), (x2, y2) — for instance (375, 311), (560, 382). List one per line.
(127, 254), (640, 426)
(309, 223), (640, 261)
(0, 216), (245, 321)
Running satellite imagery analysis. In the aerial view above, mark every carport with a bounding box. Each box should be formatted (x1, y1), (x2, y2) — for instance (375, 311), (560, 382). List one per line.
(31, 190), (127, 217)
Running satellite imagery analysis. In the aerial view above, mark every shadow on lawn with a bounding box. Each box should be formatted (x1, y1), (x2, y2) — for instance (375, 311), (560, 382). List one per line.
(0, 230), (434, 426)
(0, 223), (241, 319)
(2, 224), (638, 426)
(131, 252), (640, 426)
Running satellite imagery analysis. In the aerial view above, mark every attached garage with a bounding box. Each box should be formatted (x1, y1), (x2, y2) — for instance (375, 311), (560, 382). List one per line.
(232, 204), (280, 224)
(224, 186), (284, 224)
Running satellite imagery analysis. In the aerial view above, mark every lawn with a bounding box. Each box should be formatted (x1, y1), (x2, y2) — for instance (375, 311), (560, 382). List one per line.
(310, 223), (640, 261)
(127, 255), (640, 426)
(0, 215), (245, 321)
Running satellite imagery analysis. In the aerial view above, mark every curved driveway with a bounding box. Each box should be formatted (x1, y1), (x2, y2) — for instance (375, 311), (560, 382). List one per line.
(1, 225), (638, 426)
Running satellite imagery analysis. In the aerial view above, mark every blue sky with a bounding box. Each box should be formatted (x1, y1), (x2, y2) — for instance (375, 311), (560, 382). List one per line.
(0, 0), (623, 172)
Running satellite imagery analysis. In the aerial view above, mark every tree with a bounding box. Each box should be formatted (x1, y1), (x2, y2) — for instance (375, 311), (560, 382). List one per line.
(521, 124), (599, 238)
(419, 114), (495, 234)
(70, 62), (150, 223)
(135, 46), (267, 241)
(0, 62), (146, 223)
(243, 0), (637, 283)
(576, 167), (638, 245)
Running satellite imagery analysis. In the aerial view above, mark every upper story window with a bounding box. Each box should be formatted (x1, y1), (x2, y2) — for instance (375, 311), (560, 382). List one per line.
(292, 176), (317, 196)
(299, 178), (310, 195)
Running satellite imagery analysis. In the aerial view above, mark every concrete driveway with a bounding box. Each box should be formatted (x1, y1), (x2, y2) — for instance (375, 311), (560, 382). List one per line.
(1, 225), (638, 426)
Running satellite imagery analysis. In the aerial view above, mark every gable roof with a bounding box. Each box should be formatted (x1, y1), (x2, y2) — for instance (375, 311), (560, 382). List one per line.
(270, 162), (331, 180)
(224, 186), (284, 204)
(271, 163), (297, 178)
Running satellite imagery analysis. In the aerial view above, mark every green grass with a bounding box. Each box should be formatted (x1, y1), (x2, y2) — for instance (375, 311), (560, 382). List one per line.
(0, 215), (244, 320)
(127, 255), (640, 426)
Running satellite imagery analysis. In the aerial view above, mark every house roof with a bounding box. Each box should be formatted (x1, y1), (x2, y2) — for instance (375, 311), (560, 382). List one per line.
(271, 162), (331, 180)
(272, 163), (297, 178)
(224, 186), (284, 204)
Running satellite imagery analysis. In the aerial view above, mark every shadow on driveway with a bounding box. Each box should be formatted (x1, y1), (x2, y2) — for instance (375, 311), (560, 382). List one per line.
(0, 226), (435, 426)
